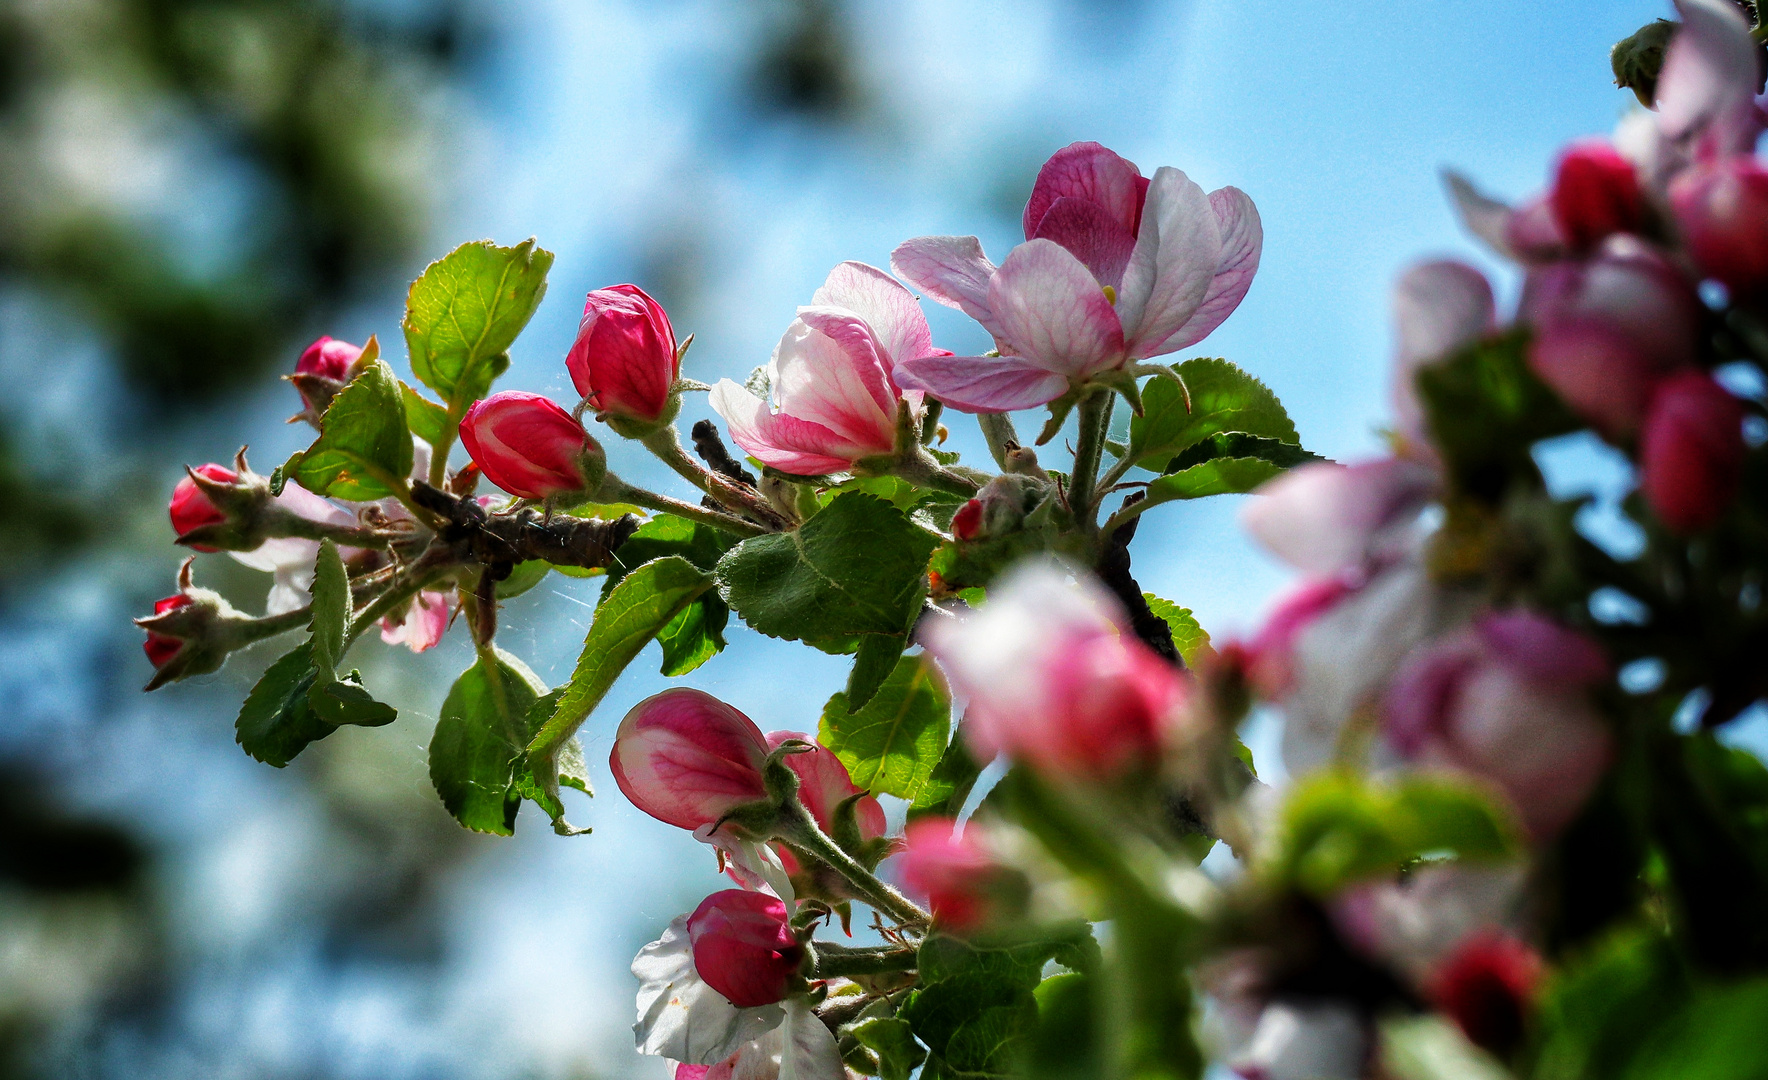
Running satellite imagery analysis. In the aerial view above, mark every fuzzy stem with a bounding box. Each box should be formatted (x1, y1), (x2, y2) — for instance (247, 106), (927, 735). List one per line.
(599, 475), (769, 539)
(776, 802), (928, 927)
(977, 412), (1021, 470)
(813, 944), (919, 978)
(640, 426), (788, 528)
(274, 515), (399, 549)
(1067, 388), (1112, 526)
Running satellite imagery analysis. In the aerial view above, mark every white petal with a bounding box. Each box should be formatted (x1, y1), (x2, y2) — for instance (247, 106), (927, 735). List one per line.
(694, 825), (797, 905)
(1116, 167), (1221, 358)
(777, 1000), (844, 1080)
(633, 916), (785, 1065)
(1230, 1001), (1366, 1080)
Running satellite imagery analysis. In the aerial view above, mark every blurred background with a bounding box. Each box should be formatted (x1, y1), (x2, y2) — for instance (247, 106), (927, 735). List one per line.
(0, 1), (1750, 1077)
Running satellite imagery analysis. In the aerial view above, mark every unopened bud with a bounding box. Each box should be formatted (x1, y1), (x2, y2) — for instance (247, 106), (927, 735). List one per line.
(611, 688), (773, 833)
(458, 391), (605, 500)
(1670, 155), (1768, 301)
(1640, 371), (1747, 533)
(134, 559), (261, 690)
(169, 464), (238, 551)
(1549, 139), (1646, 253)
(567, 284), (681, 436)
(288, 336), (367, 427)
(686, 889), (805, 1007)
(898, 817), (1029, 934)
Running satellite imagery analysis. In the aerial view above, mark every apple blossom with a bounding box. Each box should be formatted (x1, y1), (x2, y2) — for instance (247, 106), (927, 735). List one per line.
(379, 589), (454, 653)
(169, 464), (236, 551)
(922, 562), (1187, 779)
(1670, 155), (1768, 299)
(612, 688), (772, 833)
(567, 284), (680, 428)
(1549, 139), (1647, 253)
(1227, 1000), (1366, 1080)
(634, 914), (787, 1065)
(667, 1000), (844, 1080)
(1390, 261), (1495, 447)
(891, 141), (1261, 412)
(458, 391), (603, 499)
(1639, 370), (1748, 533)
(767, 731), (884, 847)
(1240, 459), (1437, 581)
(709, 261), (945, 475)
(1241, 578), (1357, 698)
(686, 890), (804, 1008)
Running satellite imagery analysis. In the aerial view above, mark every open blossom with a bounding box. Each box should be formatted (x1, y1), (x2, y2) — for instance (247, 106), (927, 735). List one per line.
(568, 284), (679, 425)
(710, 262), (945, 475)
(687, 890), (804, 1008)
(922, 562), (1187, 779)
(459, 391), (602, 499)
(1639, 370), (1747, 533)
(169, 464), (237, 551)
(1390, 260), (1495, 448)
(891, 141), (1261, 412)
(379, 589), (454, 653)
(1226, 1000), (1365, 1080)
(1240, 459), (1437, 581)
(612, 689), (772, 833)
(1384, 610), (1612, 838)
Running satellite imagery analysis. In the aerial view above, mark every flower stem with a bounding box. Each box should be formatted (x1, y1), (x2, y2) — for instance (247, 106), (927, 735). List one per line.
(977, 412), (1021, 470)
(812, 943), (919, 978)
(639, 426), (790, 529)
(776, 802), (928, 927)
(598, 474), (770, 539)
(1067, 388), (1113, 527)
(276, 515), (399, 549)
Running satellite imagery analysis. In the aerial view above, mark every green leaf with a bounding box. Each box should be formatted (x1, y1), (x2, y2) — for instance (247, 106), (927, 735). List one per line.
(850, 1017), (927, 1080)
(944, 1002), (1038, 1078)
(429, 648), (549, 835)
(909, 733), (985, 822)
(291, 358), (414, 500)
(602, 514), (739, 676)
(655, 595), (728, 677)
(1534, 926), (1689, 1080)
(496, 559), (551, 599)
(1027, 973), (1098, 1080)
(401, 381), (453, 448)
(526, 555), (714, 833)
(820, 654), (951, 801)
(1164, 431), (1325, 474)
(308, 539), (349, 678)
(1139, 456), (1283, 509)
(1143, 593), (1210, 666)
(845, 633), (906, 712)
(716, 491), (936, 645)
(403, 238), (554, 406)
(1621, 978), (1768, 1080)
(307, 671), (398, 727)
(235, 643), (331, 767)
(1129, 359), (1298, 470)
(1416, 328), (1579, 502)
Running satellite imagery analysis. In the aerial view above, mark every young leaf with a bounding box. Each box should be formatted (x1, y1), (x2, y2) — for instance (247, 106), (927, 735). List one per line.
(716, 492), (937, 644)
(403, 238), (554, 406)
(401, 381), (454, 447)
(307, 672), (398, 727)
(235, 642), (331, 767)
(601, 514), (739, 676)
(429, 648), (549, 835)
(820, 654), (951, 802)
(845, 633), (906, 712)
(291, 358), (415, 500)
(1140, 456), (1283, 509)
(526, 555), (714, 833)
(308, 539), (349, 678)
(1164, 431), (1325, 474)
(1142, 594), (1211, 666)
(909, 732), (985, 822)
(849, 1017), (926, 1080)
(1129, 359), (1298, 470)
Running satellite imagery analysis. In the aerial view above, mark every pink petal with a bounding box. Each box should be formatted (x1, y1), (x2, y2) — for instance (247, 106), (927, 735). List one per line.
(1240, 459), (1438, 577)
(810, 261), (937, 368)
(1391, 260), (1495, 442)
(770, 314), (900, 449)
(1658, 0), (1763, 158)
(987, 239), (1124, 379)
(1116, 167), (1223, 359)
(1022, 141), (1146, 241)
(890, 236), (1007, 342)
(893, 353), (1070, 413)
(1162, 186), (1264, 352)
(709, 380), (879, 475)
(1031, 196), (1139, 290)
(380, 589), (452, 653)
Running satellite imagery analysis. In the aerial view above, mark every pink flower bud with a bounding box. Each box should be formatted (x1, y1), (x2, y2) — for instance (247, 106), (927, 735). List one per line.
(567, 284), (680, 424)
(458, 391), (602, 500)
(1670, 155), (1768, 299)
(950, 499), (983, 540)
(1549, 139), (1647, 253)
(923, 565), (1188, 779)
(1520, 238), (1703, 377)
(296, 336), (364, 381)
(1527, 321), (1668, 439)
(169, 464), (237, 552)
(898, 818), (1003, 932)
(143, 594), (192, 668)
(611, 688), (771, 832)
(1428, 932), (1543, 1058)
(766, 731), (885, 843)
(1639, 371), (1747, 534)
(686, 889), (804, 1008)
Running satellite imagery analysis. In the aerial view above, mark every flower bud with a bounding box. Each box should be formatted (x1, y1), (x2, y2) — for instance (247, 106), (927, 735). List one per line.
(686, 889), (804, 1008)
(766, 731), (885, 850)
(1549, 139), (1647, 253)
(1670, 155), (1768, 300)
(142, 594), (193, 669)
(458, 391), (605, 500)
(898, 817), (1024, 933)
(1428, 932), (1543, 1058)
(289, 336), (366, 425)
(950, 499), (983, 541)
(611, 688), (772, 832)
(1639, 371), (1747, 534)
(169, 464), (237, 551)
(922, 564), (1188, 779)
(134, 560), (261, 690)
(567, 284), (680, 433)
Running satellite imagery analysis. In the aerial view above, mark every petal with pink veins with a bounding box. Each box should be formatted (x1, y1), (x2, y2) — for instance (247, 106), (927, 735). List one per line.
(893, 353), (1070, 413)
(987, 239), (1125, 379)
(1031, 196), (1139, 290)
(1657, 0), (1763, 158)
(1116, 167), (1223, 358)
(809, 261), (936, 368)
(1241, 459), (1438, 578)
(710, 381), (877, 476)
(1022, 141), (1146, 240)
(770, 313), (899, 448)
(1163, 186), (1264, 352)
(890, 235), (1006, 341)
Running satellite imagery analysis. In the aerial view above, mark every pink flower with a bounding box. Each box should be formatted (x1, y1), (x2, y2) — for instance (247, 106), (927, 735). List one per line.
(687, 890), (804, 1009)
(296, 336), (363, 381)
(1670, 155), (1768, 300)
(1639, 371), (1747, 534)
(1549, 139), (1646, 253)
(143, 594), (192, 668)
(1243, 578), (1358, 698)
(710, 262), (945, 475)
(567, 284), (680, 424)
(1390, 261), (1495, 447)
(922, 563), (1187, 779)
(1427, 932), (1544, 1058)
(898, 817), (1003, 932)
(458, 391), (602, 499)
(1384, 611), (1612, 839)
(766, 731), (885, 845)
(1653, 0), (1764, 167)
(169, 464), (237, 552)
(379, 589), (454, 653)
(891, 141), (1261, 412)
(612, 688), (772, 833)
(1240, 458), (1437, 580)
